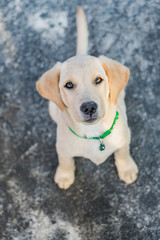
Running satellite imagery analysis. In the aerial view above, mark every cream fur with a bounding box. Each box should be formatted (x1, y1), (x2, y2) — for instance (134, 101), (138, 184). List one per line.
(37, 7), (138, 189)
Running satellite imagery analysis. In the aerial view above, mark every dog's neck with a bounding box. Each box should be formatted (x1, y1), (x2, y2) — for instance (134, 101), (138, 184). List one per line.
(63, 102), (117, 138)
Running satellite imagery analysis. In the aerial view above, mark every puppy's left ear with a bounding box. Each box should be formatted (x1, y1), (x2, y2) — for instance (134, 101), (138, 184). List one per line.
(36, 62), (65, 111)
(99, 56), (130, 105)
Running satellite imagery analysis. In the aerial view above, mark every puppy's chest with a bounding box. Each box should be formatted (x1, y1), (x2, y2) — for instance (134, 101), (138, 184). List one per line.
(72, 126), (125, 165)
(81, 135), (120, 165)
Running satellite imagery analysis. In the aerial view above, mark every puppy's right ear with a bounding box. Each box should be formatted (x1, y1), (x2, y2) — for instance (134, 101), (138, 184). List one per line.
(36, 62), (65, 111)
(99, 56), (130, 105)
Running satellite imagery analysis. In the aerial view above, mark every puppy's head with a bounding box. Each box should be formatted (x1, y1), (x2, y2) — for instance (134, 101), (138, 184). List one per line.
(36, 55), (130, 124)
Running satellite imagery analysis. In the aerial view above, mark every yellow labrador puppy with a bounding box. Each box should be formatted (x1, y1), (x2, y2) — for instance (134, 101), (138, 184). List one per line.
(36, 7), (138, 189)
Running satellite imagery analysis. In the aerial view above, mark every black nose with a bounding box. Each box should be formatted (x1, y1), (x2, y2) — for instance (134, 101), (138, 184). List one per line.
(80, 101), (98, 115)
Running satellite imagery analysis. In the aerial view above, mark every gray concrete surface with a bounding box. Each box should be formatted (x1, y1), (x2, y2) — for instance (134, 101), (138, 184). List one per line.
(0, 0), (160, 239)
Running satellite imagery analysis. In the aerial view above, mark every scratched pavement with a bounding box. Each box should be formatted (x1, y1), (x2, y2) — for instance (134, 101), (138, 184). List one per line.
(0, 0), (160, 239)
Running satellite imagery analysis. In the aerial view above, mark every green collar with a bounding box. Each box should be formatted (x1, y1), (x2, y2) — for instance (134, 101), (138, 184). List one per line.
(68, 111), (119, 151)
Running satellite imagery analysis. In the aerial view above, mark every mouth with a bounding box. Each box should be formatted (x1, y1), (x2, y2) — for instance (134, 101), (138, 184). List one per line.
(84, 116), (98, 124)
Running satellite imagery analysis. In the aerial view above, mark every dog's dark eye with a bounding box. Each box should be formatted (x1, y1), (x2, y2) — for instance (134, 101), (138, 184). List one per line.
(65, 82), (74, 89)
(95, 77), (103, 85)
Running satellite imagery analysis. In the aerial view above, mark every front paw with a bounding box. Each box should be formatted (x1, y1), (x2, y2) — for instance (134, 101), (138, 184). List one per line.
(54, 165), (75, 189)
(116, 158), (138, 184)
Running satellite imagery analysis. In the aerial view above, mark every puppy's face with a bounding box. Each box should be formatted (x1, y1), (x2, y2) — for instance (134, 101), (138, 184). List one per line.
(36, 55), (130, 124)
(59, 56), (109, 124)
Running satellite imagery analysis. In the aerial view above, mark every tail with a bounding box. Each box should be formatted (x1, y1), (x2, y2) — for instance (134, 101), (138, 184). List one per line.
(76, 7), (88, 55)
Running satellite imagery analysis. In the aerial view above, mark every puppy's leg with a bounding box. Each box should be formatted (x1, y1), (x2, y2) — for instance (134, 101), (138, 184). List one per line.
(54, 150), (75, 189)
(114, 145), (138, 184)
